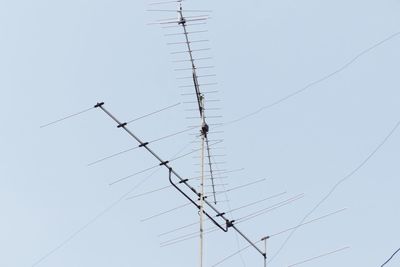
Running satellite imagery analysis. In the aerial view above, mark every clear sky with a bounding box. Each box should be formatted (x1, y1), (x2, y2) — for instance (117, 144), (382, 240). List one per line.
(1, 1), (399, 267)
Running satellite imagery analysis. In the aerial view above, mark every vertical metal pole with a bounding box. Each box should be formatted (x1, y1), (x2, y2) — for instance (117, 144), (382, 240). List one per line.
(264, 240), (267, 267)
(261, 236), (269, 267)
(199, 94), (206, 267)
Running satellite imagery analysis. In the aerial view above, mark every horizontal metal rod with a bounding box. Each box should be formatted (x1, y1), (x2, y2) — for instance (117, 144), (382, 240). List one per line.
(175, 66), (214, 71)
(183, 99), (220, 104)
(177, 74), (216, 79)
(157, 15), (210, 22)
(148, 17), (209, 25)
(173, 56), (212, 63)
(162, 22), (207, 29)
(171, 48), (211, 54)
(186, 115), (222, 119)
(182, 91), (218, 96)
(180, 83), (218, 88)
(147, 9), (213, 13)
(187, 168), (244, 180)
(148, 0), (184, 6)
(165, 30), (208, 36)
(168, 40), (209, 46)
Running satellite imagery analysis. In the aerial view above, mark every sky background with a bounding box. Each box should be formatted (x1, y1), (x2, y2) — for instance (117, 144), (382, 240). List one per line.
(1, 0), (399, 267)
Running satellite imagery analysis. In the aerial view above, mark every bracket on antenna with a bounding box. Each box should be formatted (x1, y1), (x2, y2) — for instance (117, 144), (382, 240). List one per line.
(226, 220), (235, 228)
(167, 167), (228, 233)
(94, 102), (104, 108)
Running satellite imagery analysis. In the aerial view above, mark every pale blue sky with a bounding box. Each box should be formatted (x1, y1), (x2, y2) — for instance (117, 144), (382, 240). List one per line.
(1, 1), (399, 267)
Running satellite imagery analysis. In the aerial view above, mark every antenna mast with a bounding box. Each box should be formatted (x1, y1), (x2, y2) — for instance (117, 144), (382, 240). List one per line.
(94, 1), (266, 265)
(200, 94), (206, 267)
(177, 2), (211, 266)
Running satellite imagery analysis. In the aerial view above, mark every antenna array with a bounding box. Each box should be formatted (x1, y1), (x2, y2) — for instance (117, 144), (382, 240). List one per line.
(147, 1), (271, 266)
(36, 1), (353, 267)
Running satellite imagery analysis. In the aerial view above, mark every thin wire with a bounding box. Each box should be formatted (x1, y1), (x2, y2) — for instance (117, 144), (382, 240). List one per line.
(87, 126), (197, 166)
(223, 31), (400, 126)
(31, 140), (193, 267)
(157, 192), (287, 238)
(187, 168), (245, 180)
(141, 203), (191, 222)
(381, 247), (400, 267)
(222, 178), (267, 194)
(169, 140), (222, 162)
(211, 241), (262, 267)
(126, 184), (172, 200)
(269, 118), (400, 264)
(87, 146), (140, 166)
(109, 165), (161, 186)
(111, 137), (209, 184)
(158, 220), (199, 237)
(126, 102), (180, 124)
(149, 0), (184, 5)
(149, 126), (197, 143)
(159, 194), (304, 247)
(210, 155), (247, 267)
(191, 168), (234, 176)
(235, 194), (305, 223)
(288, 246), (350, 267)
(40, 107), (94, 128)
(269, 208), (347, 238)
(160, 228), (219, 247)
(212, 208), (347, 267)
(31, 168), (160, 267)
(147, 9), (212, 12)
(229, 192), (287, 213)
(109, 138), (207, 186)
(157, 179), (268, 237)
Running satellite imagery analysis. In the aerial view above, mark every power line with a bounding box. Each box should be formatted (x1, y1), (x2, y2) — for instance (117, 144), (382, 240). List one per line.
(31, 168), (160, 267)
(212, 208), (347, 266)
(287, 246), (350, 267)
(31, 141), (193, 267)
(381, 247), (400, 267)
(223, 30), (400, 126)
(269, 117), (400, 264)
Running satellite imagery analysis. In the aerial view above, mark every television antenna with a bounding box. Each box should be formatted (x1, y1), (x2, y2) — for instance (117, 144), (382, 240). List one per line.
(36, 1), (353, 266)
(91, 1), (268, 266)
